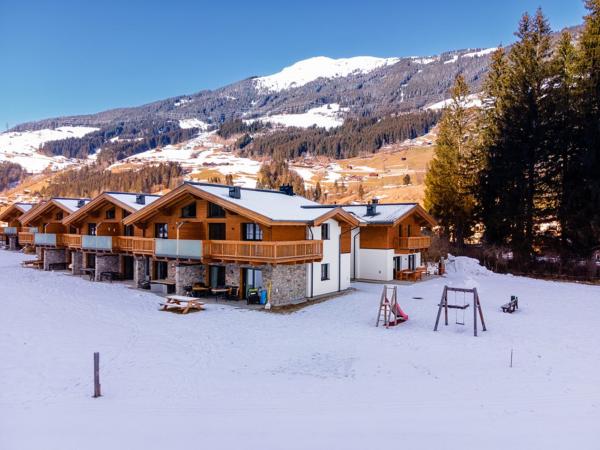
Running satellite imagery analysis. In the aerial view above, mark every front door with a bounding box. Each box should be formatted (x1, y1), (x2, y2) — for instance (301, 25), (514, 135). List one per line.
(408, 254), (416, 271)
(209, 265), (225, 288)
(243, 268), (263, 298)
(122, 255), (134, 280)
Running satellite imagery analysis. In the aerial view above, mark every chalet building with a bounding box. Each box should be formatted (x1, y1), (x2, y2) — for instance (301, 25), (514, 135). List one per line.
(18, 198), (90, 270)
(0, 202), (35, 250)
(304, 200), (436, 281)
(121, 182), (359, 306)
(61, 192), (160, 281)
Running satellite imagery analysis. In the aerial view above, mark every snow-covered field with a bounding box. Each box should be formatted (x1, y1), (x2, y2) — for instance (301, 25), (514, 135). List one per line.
(0, 126), (98, 173)
(250, 103), (347, 129)
(1, 250), (599, 450)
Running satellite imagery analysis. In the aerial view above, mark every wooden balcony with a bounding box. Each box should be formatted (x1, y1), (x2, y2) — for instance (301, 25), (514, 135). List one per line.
(204, 240), (323, 264)
(18, 232), (35, 245)
(63, 234), (82, 249)
(116, 236), (155, 255)
(393, 236), (432, 252)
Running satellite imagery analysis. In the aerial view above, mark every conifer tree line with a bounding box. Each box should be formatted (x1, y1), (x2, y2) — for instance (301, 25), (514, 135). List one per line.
(425, 2), (600, 259)
(39, 163), (183, 198)
(0, 162), (26, 192)
(224, 111), (439, 160)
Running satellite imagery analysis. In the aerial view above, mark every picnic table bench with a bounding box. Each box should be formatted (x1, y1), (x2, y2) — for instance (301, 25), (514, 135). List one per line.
(100, 271), (122, 282)
(501, 296), (519, 313)
(21, 259), (43, 269)
(159, 295), (205, 314)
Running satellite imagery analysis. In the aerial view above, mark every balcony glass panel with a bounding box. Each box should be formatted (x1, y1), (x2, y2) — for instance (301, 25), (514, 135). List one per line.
(155, 239), (202, 259)
(82, 235), (113, 251)
(34, 233), (57, 246)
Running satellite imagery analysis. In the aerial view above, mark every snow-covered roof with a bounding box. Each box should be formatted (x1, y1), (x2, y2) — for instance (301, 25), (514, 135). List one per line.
(340, 204), (418, 224)
(187, 182), (327, 222)
(53, 198), (90, 213)
(105, 192), (161, 212)
(15, 202), (34, 213)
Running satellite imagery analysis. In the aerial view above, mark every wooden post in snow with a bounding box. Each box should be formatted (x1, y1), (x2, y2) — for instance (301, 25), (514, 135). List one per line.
(93, 352), (101, 398)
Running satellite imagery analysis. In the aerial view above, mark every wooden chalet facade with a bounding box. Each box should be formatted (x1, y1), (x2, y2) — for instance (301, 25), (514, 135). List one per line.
(0, 202), (35, 249)
(120, 182), (359, 304)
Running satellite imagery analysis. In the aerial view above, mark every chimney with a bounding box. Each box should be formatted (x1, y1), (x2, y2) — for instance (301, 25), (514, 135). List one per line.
(366, 199), (378, 216)
(77, 199), (86, 208)
(135, 194), (146, 205)
(229, 186), (241, 199)
(279, 184), (294, 196)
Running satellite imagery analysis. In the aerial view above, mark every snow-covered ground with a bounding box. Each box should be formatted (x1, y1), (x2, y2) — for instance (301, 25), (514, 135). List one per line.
(0, 126), (98, 173)
(1, 250), (599, 450)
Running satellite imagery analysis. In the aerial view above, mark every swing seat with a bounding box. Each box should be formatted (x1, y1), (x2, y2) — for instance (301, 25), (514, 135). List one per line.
(437, 303), (470, 310)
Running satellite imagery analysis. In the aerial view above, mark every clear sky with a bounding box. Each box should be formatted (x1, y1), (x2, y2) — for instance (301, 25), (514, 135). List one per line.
(0, 0), (586, 128)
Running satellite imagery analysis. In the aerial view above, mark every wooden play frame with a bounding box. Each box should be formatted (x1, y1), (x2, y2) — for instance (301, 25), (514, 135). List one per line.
(433, 286), (487, 337)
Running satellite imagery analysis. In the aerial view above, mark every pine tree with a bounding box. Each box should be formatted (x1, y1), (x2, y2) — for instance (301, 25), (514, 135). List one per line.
(424, 74), (477, 246)
(314, 182), (322, 201)
(358, 183), (365, 200)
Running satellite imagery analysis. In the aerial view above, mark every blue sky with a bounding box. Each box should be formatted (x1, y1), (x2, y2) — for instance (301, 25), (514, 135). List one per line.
(0, 0), (586, 128)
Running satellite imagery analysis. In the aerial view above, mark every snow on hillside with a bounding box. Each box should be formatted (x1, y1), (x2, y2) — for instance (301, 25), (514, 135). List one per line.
(426, 93), (483, 111)
(1, 250), (599, 450)
(254, 56), (400, 92)
(0, 126), (98, 173)
(463, 47), (498, 58)
(178, 118), (209, 130)
(250, 103), (347, 130)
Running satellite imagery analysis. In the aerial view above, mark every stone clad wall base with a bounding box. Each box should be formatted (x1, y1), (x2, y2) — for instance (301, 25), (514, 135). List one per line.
(36, 247), (44, 259)
(95, 255), (121, 281)
(71, 251), (83, 275)
(175, 264), (205, 295)
(43, 249), (68, 271)
(264, 264), (307, 307)
(8, 236), (18, 251)
(133, 257), (147, 287)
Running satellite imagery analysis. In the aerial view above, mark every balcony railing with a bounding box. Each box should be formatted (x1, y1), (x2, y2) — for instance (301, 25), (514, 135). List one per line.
(58, 235), (323, 264)
(18, 232), (35, 245)
(393, 236), (432, 251)
(82, 235), (113, 252)
(204, 240), (323, 263)
(3, 226), (18, 235)
(63, 234), (82, 249)
(155, 239), (203, 260)
(34, 233), (62, 247)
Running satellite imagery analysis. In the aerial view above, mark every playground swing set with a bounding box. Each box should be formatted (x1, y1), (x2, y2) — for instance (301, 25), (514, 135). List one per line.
(434, 285), (487, 337)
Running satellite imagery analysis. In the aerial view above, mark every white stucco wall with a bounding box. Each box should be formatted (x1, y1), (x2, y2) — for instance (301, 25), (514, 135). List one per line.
(306, 219), (350, 297)
(357, 248), (394, 281)
(350, 228), (361, 279)
(393, 252), (422, 271)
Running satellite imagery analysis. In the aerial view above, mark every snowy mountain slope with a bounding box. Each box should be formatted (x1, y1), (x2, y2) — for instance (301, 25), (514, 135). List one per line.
(254, 56), (400, 92)
(0, 126), (98, 172)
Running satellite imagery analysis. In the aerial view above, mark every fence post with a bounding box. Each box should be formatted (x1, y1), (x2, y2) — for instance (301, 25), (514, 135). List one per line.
(93, 352), (101, 398)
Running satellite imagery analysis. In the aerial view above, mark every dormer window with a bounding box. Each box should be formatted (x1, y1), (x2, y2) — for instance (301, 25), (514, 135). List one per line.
(105, 208), (116, 220)
(181, 202), (196, 218)
(208, 202), (225, 218)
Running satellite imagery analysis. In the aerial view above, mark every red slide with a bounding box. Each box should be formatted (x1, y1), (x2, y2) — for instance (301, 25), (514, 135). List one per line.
(393, 303), (409, 322)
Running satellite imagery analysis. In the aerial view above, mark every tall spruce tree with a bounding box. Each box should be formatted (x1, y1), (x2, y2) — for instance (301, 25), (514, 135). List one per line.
(424, 75), (476, 246)
(573, 0), (600, 255)
(477, 10), (552, 257)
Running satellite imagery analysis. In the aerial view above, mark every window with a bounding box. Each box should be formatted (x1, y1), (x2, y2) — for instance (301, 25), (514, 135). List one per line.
(321, 263), (330, 281)
(208, 223), (226, 240)
(55, 211), (63, 221)
(244, 268), (263, 297)
(181, 202), (196, 218)
(124, 225), (134, 237)
(88, 223), (97, 236)
(208, 202), (226, 218)
(243, 223), (263, 241)
(407, 224), (412, 237)
(105, 208), (116, 220)
(394, 256), (402, 271)
(398, 225), (403, 237)
(86, 253), (96, 269)
(155, 223), (168, 239)
(321, 223), (330, 240)
(209, 265), (226, 288)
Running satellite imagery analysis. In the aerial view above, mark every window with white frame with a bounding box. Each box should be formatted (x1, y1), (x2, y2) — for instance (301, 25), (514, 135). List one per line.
(321, 263), (330, 281)
(321, 223), (330, 240)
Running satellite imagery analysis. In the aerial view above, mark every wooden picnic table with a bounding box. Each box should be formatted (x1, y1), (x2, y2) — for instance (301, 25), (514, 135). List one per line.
(159, 295), (205, 314)
(100, 271), (121, 282)
(21, 259), (43, 269)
